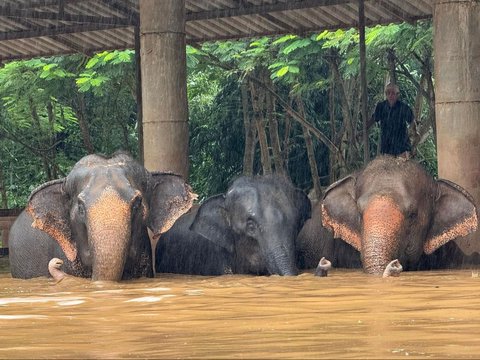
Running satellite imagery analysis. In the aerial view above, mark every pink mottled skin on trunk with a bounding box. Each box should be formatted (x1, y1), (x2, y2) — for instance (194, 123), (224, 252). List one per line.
(362, 196), (404, 275)
(88, 187), (131, 281)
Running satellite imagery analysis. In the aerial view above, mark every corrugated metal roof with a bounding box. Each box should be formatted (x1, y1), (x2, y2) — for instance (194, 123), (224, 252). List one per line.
(0, 0), (433, 61)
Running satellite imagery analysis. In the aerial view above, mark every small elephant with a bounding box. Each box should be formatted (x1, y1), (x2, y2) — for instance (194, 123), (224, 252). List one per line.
(321, 155), (478, 275)
(9, 152), (196, 281)
(155, 175), (311, 276)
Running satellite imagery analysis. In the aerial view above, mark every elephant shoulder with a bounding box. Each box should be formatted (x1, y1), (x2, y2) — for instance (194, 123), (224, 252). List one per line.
(156, 207), (234, 275)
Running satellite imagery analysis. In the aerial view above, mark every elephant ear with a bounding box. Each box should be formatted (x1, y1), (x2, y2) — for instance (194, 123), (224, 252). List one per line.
(424, 179), (478, 254)
(148, 172), (197, 237)
(321, 175), (362, 252)
(26, 179), (77, 262)
(189, 194), (235, 253)
(293, 189), (312, 231)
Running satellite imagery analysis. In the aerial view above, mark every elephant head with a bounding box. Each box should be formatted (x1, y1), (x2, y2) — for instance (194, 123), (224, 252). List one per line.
(321, 155), (477, 275)
(25, 152), (195, 281)
(190, 175), (311, 276)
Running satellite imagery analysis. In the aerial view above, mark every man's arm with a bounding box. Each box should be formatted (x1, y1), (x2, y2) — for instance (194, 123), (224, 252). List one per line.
(367, 102), (380, 130)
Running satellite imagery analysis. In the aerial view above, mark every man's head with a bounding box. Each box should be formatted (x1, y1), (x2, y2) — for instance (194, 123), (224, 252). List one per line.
(385, 82), (399, 106)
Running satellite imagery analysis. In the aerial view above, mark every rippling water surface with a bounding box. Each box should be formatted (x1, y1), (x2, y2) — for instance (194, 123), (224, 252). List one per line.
(0, 259), (479, 359)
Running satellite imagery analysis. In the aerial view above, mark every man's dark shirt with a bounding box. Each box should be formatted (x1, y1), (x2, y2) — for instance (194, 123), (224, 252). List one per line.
(373, 99), (414, 156)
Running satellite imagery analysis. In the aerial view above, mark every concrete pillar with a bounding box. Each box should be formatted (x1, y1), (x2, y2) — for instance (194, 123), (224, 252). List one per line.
(139, 0), (189, 178)
(434, 0), (480, 254)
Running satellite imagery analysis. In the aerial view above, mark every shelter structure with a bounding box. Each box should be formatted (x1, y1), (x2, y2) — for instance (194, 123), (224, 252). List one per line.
(0, 0), (479, 253)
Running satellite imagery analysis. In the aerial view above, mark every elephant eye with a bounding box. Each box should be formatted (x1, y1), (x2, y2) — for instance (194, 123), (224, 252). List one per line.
(246, 218), (257, 234)
(132, 195), (143, 213)
(77, 200), (86, 218)
(408, 211), (417, 220)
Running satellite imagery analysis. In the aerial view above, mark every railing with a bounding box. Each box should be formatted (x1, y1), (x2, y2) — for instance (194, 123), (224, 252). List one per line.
(0, 209), (23, 255)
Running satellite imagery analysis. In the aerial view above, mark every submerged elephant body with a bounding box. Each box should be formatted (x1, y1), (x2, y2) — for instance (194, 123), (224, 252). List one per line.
(321, 155), (478, 275)
(295, 200), (361, 270)
(9, 153), (195, 281)
(156, 175), (311, 276)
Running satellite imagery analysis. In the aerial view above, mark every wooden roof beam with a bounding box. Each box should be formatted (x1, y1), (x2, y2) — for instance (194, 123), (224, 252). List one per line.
(20, 0), (88, 9)
(377, 1), (411, 23)
(10, 16), (88, 55)
(186, 0), (353, 21)
(0, 6), (136, 26)
(101, 0), (139, 23)
(0, 23), (130, 41)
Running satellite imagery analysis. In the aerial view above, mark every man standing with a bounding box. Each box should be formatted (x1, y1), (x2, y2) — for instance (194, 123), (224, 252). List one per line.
(368, 83), (415, 158)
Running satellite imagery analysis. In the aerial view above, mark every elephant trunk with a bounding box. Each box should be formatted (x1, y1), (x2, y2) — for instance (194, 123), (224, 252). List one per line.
(266, 243), (298, 276)
(88, 188), (132, 281)
(362, 196), (404, 276)
(90, 227), (130, 281)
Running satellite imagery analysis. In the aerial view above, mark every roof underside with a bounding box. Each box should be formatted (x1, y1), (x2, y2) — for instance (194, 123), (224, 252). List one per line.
(0, 0), (433, 61)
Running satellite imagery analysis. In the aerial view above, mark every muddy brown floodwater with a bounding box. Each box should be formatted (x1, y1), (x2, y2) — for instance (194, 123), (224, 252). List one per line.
(0, 256), (479, 359)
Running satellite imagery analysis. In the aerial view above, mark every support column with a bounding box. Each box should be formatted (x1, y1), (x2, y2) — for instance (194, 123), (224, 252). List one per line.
(139, 0), (189, 178)
(434, 0), (480, 254)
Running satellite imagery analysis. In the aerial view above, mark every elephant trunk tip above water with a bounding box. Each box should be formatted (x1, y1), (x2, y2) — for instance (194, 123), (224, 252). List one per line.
(48, 258), (66, 283)
(321, 155), (478, 276)
(8, 152), (196, 281)
(314, 257), (332, 277)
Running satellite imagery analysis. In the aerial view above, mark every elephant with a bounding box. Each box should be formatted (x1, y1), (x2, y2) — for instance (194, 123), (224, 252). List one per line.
(155, 175), (311, 276)
(321, 155), (478, 275)
(9, 152), (196, 281)
(296, 199), (362, 270)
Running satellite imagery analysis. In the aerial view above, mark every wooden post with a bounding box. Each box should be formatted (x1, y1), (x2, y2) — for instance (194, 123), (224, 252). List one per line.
(134, 25), (143, 165)
(358, 0), (369, 164)
(434, 0), (480, 254)
(139, 0), (189, 178)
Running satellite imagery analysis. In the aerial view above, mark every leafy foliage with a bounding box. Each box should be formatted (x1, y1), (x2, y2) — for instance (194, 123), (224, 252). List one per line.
(0, 21), (437, 208)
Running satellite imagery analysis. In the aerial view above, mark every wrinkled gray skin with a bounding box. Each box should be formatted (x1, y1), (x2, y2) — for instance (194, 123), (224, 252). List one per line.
(9, 153), (195, 281)
(156, 175), (311, 276)
(321, 155), (478, 276)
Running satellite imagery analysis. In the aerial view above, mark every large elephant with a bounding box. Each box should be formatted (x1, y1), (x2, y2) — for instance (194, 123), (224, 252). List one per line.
(9, 152), (196, 281)
(155, 175), (311, 276)
(321, 155), (478, 275)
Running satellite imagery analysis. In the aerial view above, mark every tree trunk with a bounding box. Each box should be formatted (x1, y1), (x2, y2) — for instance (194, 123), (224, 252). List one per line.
(297, 97), (322, 201)
(29, 98), (52, 179)
(358, 0), (369, 164)
(387, 48), (397, 85)
(265, 76), (285, 175)
(250, 79), (271, 175)
(329, 78), (337, 184)
(241, 80), (255, 176)
(46, 100), (58, 179)
(282, 97), (293, 166)
(0, 161), (7, 208)
(329, 53), (357, 172)
(74, 93), (95, 154)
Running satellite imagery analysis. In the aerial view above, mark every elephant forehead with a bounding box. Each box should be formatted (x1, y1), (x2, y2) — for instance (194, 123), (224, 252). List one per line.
(363, 196), (404, 237)
(68, 166), (145, 194)
(88, 187), (132, 228)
